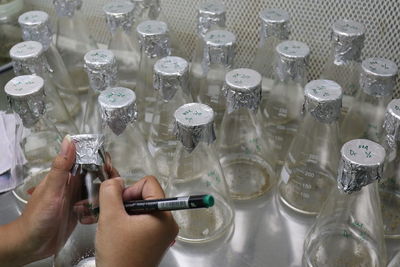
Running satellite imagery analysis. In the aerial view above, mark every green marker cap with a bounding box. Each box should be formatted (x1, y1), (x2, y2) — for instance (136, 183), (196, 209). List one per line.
(203, 194), (214, 208)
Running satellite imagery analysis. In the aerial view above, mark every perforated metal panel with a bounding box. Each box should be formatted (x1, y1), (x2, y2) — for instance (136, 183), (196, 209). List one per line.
(29, 0), (400, 96)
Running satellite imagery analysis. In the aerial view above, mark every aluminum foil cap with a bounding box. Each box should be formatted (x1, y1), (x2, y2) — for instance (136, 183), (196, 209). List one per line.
(223, 68), (262, 114)
(197, 2), (226, 37)
(103, 1), (135, 33)
(71, 134), (105, 166)
(132, 0), (160, 20)
(203, 29), (236, 70)
(18, 11), (52, 50)
(173, 103), (216, 153)
(338, 139), (385, 194)
(360, 58), (398, 97)
(84, 49), (118, 92)
(9, 41), (49, 76)
(137, 20), (171, 58)
(275, 40), (310, 83)
(383, 99), (400, 152)
(53, 0), (82, 17)
(5, 75), (46, 128)
(331, 19), (365, 65)
(303, 80), (343, 123)
(259, 8), (290, 43)
(153, 56), (189, 101)
(98, 87), (138, 136)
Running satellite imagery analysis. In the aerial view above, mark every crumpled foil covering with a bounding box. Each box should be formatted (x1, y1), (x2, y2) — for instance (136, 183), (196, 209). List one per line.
(383, 99), (400, 152)
(202, 29), (235, 73)
(337, 139), (385, 194)
(222, 68), (262, 114)
(104, 1), (135, 34)
(137, 20), (171, 58)
(275, 40), (309, 84)
(84, 49), (118, 92)
(173, 103), (216, 153)
(71, 134), (105, 166)
(18, 11), (53, 50)
(5, 75), (46, 128)
(53, 0), (82, 17)
(153, 56), (189, 101)
(197, 2), (226, 38)
(132, 0), (160, 20)
(98, 87), (138, 136)
(259, 8), (290, 45)
(331, 19), (365, 65)
(360, 57), (398, 97)
(303, 80), (342, 123)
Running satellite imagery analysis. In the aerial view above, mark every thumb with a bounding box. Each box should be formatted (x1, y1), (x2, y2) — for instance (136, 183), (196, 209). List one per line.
(99, 178), (126, 220)
(44, 135), (76, 191)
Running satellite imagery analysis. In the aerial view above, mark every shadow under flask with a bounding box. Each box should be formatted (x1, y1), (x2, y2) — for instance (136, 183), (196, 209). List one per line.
(98, 87), (159, 186)
(53, 0), (98, 93)
(380, 99), (400, 237)
(341, 58), (398, 144)
(303, 139), (387, 267)
(148, 56), (192, 181)
(81, 49), (118, 134)
(54, 134), (109, 267)
(278, 80), (342, 215)
(218, 68), (276, 200)
(167, 103), (234, 243)
(321, 19), (365, 111)
(263, 40), (310, 173)
(103, 1), (140, 89)
(5, 75), (62, 206)
(136, 20), (172, 137)
(252, 8), (290, 95)
(9, 41), (79, 135)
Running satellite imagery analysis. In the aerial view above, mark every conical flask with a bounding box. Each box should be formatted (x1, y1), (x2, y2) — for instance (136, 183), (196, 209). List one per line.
(321, 19), (365, 110)
(103, 1), (140, 89)
(136, 19), (172, 137)
(190, 1), (226, 93)
(98, 86), (159, 186)
(218, 68), (275, 200)
(380, 99), (400, 237)
(252, 8), (290, 94)
(148, 56), (192, 182)
(53, 0), (98, 92)
(263, 40), (310, 173)
(341, 58), (398, 144)
(193, 29), (236, 133)
(81, 49), (118, 134)
(5, 75), (62, 206)
(303, 139), (387, 267)
(17, 11), (82, 117)
(9, 41), (79, 135)
(278, 80), (342, 215)
(167, 103), (234, 243)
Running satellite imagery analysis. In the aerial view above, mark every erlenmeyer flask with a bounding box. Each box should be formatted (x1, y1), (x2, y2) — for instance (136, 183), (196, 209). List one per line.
(136, 20), (172, 137)
(218, 68), (275, 200)
(194, 29), (236, 133)
(167, 103), (234, 243)
(148, 56), (192, 182)
(263, 40), (310, 173)
(190, 1), (226, 90)
(252, 8), (290, 94)
(341, 58), (398, 144)
(321, 19), (365, 110)
(81, 49), (118, 134)
(9, 41), (79, 135)
(278, 80), (342, 215)
(98, 87), (159, 186)
(380, 99), (400, 237)
(5, 75), (62, 207)
(17, 11), (82, 117)
(103, 1), (140, 89)
(303, 139), (387, 267)
(53, 0), (98, 92)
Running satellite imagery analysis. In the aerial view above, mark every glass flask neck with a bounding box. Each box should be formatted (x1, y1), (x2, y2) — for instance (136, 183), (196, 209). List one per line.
(356, 89), (392, 107)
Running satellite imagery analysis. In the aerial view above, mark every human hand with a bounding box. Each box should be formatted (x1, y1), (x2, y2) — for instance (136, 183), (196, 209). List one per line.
(96, 176), (179, 267)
